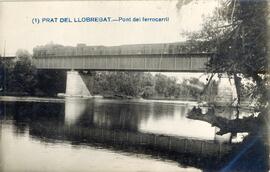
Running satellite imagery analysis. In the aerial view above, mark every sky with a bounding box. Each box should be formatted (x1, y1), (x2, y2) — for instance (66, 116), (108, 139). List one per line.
(0, 0), (218, 56)
(0, 0), (218, 82)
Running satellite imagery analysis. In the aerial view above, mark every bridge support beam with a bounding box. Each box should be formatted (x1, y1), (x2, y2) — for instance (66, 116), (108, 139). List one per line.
(65, 70), (92, 97)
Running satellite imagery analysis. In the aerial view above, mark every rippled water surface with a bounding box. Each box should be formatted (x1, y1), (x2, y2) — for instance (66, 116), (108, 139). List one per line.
(0, 98), (234, 172)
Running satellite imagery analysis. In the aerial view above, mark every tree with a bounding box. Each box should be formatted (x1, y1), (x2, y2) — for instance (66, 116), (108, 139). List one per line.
(0, 56), (18, 95)
(141, 73), (155, 98)
(154, 74), (168, 96)
(181, 1), (269, 170)
(184, 0), (268, 136)
(8, 50), (38, 95)
(93, 72), (145, 97)
(36, 70), (66, 96)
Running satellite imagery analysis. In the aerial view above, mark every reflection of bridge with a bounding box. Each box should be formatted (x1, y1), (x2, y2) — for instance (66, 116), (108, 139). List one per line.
(0, 96), (238, 170)
(30, 98), (234, 170)
(31, 122), (234, 163)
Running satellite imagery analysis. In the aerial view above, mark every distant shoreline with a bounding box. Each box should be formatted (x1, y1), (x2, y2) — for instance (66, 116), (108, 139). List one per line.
(0, 95), (198, 104)
(0, 96), (65, 103)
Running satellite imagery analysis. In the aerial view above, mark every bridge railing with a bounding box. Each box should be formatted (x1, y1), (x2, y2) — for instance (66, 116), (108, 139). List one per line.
(32, 53), (211, 72)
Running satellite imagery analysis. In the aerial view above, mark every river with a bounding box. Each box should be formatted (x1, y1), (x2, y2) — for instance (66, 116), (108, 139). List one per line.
(0, 97), (248, 172)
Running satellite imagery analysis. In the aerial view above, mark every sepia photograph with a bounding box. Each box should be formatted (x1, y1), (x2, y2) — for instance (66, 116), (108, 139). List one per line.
(0, 0), (269, 171)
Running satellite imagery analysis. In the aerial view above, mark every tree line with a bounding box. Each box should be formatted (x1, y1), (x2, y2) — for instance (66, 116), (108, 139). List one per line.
(0, 50), (66, 97)
(93, 71), (218, 100)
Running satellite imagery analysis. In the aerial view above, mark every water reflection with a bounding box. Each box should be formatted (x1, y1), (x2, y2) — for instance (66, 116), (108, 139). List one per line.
(0, 98), (268, 172)
(0, 99), (255, 141)
(0, 99), (211, 172)
(65, 98), (90, 126)
(62, 98), (216, 139)
(92, 100), (141, 131)
(2, 123), (202, 172)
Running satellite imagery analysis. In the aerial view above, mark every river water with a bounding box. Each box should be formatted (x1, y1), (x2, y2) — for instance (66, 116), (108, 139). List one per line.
(0, 98), (246, 172)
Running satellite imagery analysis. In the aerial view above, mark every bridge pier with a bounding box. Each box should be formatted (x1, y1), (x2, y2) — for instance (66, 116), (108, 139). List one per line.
(214, 73), (238, 143)
(215, 74), (237, 106)
(65, 70), (92, 97)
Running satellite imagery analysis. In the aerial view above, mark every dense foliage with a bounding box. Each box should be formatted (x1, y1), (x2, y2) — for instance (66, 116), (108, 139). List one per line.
(182, 1), (269, 170)
(93, 72), (216, 100)
(0, 51), (66, 96)
(185, 0), (268, 108)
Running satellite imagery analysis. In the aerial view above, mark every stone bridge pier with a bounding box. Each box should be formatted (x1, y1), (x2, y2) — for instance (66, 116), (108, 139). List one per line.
(65, 70), (94, 97)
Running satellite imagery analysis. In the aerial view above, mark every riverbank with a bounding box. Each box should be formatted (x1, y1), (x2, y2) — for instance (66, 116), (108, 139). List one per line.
(103, 94), (198, 101)
(0, 96), (65, 103)
(0, 95), (253, 113)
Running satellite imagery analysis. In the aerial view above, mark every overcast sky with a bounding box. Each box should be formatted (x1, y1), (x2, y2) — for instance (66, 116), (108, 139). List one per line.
(0, 0), (219, 82)
(0, 0), (217, 56)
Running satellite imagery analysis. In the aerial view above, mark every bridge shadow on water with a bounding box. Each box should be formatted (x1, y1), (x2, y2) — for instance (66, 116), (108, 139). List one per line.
(0, 100), (269, 172)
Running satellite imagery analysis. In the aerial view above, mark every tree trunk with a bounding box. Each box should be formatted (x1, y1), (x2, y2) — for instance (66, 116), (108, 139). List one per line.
(187, 107), (262, 135)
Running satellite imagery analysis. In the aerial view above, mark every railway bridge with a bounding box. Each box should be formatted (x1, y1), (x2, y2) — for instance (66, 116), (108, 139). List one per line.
(32, 53), (211, 72)
(31, 42), (212, 97)
(32, 43), (213, 97)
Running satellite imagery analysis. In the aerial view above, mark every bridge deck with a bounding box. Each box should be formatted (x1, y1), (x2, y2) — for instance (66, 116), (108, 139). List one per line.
(32, 53), (211, 72)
